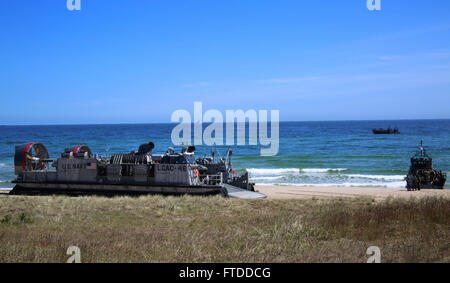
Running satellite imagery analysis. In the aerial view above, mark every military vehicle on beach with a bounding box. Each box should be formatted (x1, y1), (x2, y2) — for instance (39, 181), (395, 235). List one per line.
(405, 141), (447, 191)
(11, 142), (266, 199)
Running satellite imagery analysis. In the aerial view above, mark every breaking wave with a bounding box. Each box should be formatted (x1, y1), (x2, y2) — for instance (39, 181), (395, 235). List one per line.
(250, 176), (284, 181)
(248, 167), (406, 188)
(247, 168), (348, 175)
(247, 168), (299, 175)
(257, 181), (406, 189)
(347, 174), (405, 181)
(300, 168), (348, 173)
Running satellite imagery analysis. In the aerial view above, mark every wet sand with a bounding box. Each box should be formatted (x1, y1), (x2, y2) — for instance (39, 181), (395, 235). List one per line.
(256, 185), (450, 200)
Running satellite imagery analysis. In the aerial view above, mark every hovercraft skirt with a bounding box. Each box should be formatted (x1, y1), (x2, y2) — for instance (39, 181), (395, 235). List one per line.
(11, 182), (222, 196)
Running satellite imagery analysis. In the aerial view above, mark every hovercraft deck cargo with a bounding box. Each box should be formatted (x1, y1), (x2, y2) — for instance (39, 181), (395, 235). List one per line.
(11, 142), (266, 199)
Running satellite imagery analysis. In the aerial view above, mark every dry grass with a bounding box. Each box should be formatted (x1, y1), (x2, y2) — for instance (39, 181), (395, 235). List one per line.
(0, 195), (448, 262)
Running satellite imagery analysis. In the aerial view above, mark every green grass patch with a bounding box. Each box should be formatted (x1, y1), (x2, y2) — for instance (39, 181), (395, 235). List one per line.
(0, 195), (448, 262)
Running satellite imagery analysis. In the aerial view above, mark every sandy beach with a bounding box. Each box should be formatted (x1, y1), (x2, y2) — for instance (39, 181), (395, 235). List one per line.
(256, 185), (450, 200)
(1, 186), (449, 201)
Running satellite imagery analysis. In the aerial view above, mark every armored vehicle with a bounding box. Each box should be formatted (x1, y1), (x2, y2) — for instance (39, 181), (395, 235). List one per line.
(11, 142), (266, 199)
(405, 141), (447, 191)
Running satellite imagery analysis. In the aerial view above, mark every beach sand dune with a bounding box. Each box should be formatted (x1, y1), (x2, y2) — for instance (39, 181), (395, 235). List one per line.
(256, 185), (450, 200)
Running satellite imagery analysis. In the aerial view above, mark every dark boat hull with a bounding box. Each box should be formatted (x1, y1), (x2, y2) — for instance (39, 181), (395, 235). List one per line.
(10, 182), (224, 196)
(372, 129), (400, 134)
(405, 171), (447, 191)
(416, 184), (446, 190)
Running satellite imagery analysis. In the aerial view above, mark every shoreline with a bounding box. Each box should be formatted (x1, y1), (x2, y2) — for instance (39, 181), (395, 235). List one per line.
(1, 186), (449, 200)
(256, 185), (450, 200)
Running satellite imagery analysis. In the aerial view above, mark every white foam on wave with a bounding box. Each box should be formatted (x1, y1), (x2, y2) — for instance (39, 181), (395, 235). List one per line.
(247, 168), (299, 175)
(247, 168), (348, 175)
(247, 168), (405, 188)
(300, 168), (348, 173)
(250, 176), (284, 181)
(256, 181), (406, 189)
(347, 174), (405, 181)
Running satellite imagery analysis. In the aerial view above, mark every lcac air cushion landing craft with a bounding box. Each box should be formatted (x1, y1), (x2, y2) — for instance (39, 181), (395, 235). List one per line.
(11, 142), (266, 199)
(405, 141), (447, 191)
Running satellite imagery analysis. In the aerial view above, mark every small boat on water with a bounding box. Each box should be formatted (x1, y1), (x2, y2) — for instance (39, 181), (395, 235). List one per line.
(372, 127), (400, 135)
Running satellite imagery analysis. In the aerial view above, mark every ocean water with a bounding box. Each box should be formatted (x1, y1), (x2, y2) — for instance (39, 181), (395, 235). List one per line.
(0, 120), (449, 190)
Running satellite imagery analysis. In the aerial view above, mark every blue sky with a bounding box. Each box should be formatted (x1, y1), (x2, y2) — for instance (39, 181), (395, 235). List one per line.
(0, 0), (450, 124)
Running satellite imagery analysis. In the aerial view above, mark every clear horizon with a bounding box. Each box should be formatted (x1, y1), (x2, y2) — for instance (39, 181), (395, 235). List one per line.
(1, 1), (450, 124)
(1, 118), (450, 127)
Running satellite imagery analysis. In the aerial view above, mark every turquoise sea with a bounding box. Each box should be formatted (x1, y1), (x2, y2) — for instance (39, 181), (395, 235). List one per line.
(1, 120), (449, 190)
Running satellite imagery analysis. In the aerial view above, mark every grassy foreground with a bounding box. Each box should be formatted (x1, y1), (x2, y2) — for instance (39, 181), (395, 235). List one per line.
(0, 195), (448, 262)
